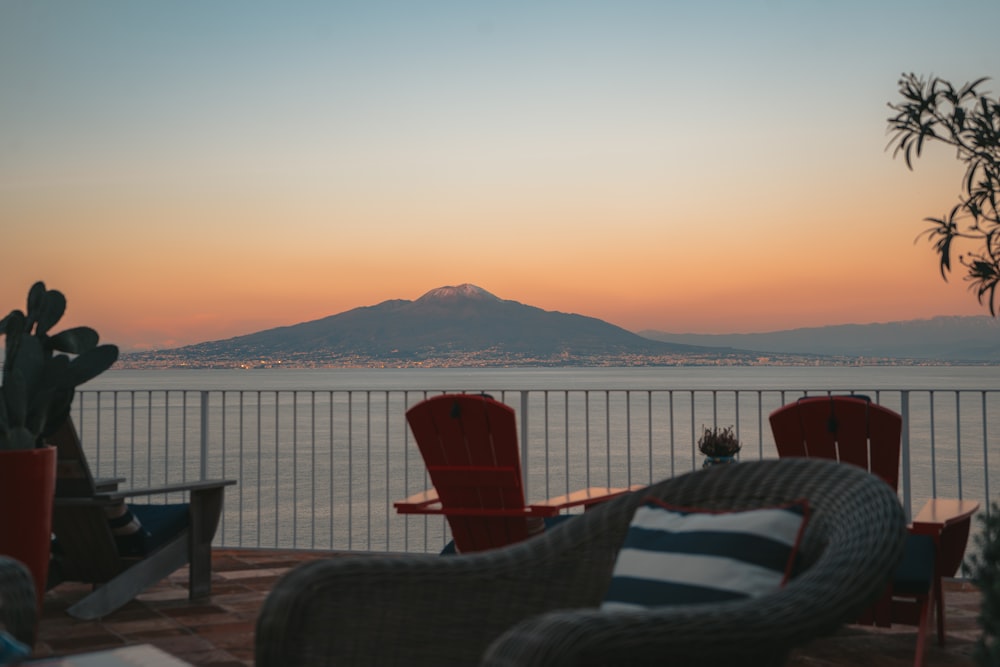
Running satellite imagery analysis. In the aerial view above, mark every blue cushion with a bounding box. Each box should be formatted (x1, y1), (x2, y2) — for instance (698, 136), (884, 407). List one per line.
(439, 514), (574, 555)
(892, 533), (936, 595)
(129, 503), (190, 555)
(601, 499), (810, 610)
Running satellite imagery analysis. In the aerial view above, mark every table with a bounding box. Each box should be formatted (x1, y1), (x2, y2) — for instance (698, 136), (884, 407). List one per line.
(26, 644), (192, 666)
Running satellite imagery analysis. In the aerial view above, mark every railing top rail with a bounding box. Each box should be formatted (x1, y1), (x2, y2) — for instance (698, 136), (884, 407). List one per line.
(79, 386), (1000, 392)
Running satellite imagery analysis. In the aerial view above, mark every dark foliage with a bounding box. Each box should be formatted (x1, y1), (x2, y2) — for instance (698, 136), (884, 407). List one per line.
(0, 282), (118, 449)
(964, 503), (1000, 665)
(888, 73), (1000, 314)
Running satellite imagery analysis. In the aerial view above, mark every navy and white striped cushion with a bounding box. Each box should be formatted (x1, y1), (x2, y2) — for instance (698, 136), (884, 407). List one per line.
(602, 499), (809, 611)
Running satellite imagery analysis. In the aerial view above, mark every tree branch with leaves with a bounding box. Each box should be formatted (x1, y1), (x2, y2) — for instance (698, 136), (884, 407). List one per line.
(887, 73), (1000, 314)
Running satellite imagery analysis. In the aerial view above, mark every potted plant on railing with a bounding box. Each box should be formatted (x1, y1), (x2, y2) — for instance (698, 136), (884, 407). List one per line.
(0, 281), (118, 613)
(698, 425), (742, 468)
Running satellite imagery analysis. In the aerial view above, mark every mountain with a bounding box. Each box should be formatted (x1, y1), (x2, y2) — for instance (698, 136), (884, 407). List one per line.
(125, 284), (754, 368)
(639, 316), (1000, 363)
(122, 286), (997, 369)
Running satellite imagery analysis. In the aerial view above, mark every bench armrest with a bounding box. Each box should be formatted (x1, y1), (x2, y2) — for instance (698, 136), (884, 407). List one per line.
(94, 476), (126, 492)
(98, 478), (237, 501)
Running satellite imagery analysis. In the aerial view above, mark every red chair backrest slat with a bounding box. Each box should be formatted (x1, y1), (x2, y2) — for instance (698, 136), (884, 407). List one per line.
(769, 396), (901, 491)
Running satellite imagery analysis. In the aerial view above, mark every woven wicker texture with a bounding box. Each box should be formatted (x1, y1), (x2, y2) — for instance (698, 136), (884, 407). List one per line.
(255, 458), (906, 667)
(0, 555), (36, 647)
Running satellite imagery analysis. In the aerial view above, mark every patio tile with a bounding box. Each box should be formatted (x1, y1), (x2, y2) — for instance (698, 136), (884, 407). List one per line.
(32, 549), (983, 667)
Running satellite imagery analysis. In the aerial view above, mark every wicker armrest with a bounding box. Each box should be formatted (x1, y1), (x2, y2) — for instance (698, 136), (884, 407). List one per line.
(0, 556), (36, 647)
(482, 464), (906, 666)
(256, 459), (906, 667)
(255, 518), (621, 667)
(483, 563), (885, 666)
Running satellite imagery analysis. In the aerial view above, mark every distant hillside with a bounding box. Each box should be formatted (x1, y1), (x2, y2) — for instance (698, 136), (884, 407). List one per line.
(121, 286), (995, 369)
(639, 316), (1000, 363)
(124, 284), (752, 368)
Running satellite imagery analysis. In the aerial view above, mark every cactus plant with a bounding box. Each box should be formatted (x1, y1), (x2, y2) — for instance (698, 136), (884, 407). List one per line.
(0, 282), (118, 450)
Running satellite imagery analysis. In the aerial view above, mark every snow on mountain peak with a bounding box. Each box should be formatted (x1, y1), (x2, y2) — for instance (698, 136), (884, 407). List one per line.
(417, 284), (498, 301)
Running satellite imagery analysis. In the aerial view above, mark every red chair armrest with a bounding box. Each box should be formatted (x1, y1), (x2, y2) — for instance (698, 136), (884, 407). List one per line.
(394, 489), (442, 513)
(530, 485), (636, 512)
(911, 498), (979, 533)
(911, 498), (980, 578)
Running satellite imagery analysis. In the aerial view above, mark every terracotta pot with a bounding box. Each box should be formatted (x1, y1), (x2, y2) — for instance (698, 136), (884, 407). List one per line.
(0, 446), (57, 616)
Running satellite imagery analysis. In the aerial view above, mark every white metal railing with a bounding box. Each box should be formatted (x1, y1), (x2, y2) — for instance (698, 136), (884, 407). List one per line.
(70, 387), (999, 555)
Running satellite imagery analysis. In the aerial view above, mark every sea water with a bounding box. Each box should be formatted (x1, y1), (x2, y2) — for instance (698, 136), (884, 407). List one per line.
(85, 365), (1000, 393)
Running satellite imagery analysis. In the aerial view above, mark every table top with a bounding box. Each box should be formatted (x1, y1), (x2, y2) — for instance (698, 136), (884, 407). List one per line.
(912, 497), (980, 528)
(27, 644), (192, 666)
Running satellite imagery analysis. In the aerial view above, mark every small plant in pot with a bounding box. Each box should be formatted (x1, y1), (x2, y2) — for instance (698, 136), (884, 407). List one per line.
(697, 425), (742, 467)
(0, 281), (118, 615)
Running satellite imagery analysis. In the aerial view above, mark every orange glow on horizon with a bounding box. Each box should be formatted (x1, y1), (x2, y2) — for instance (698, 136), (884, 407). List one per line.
(3, 2), (997, 351)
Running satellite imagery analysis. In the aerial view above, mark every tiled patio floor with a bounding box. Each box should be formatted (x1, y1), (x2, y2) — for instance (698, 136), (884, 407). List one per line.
(31, 548), (983, 666)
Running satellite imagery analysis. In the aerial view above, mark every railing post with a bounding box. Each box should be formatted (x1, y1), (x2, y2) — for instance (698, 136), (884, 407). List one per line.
(956, 391), (964, 498)
(200, 391), (209, 480)
(983, 391), (990, 507)
(900, 391), (912, 522)
(520, 392), (530, 497)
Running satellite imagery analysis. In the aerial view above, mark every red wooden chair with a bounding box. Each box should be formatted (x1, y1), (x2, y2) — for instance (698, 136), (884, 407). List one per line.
(394, 393), (635, 553)
(769, 395), (978, 667)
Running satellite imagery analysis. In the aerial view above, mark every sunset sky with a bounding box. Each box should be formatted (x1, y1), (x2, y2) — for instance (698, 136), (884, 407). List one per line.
(3, 1), (1000, 352)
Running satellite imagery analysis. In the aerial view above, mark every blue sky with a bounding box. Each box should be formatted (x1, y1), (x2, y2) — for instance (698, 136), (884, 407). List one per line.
(2, 1), (1000, 350)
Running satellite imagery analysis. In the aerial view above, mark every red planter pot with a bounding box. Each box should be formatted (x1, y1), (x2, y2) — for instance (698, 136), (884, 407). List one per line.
(0, 446), (57, 615)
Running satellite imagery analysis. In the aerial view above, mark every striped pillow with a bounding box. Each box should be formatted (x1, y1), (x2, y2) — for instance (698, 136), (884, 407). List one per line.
(601, 499), (810, 611)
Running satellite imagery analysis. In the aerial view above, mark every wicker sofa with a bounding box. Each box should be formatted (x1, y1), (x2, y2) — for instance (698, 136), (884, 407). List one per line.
(255, 458), (907, 667)
(0, 555), (36, 648)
